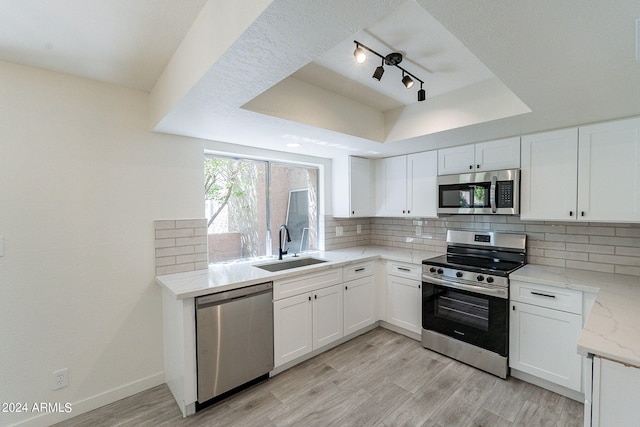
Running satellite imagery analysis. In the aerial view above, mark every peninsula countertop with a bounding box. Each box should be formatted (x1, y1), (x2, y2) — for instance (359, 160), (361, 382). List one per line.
(511, 264), (640, 367)
(155, 246), (441, 300)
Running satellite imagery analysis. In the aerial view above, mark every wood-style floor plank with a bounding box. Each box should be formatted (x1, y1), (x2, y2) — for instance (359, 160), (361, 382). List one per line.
(54, 328), (583, 427)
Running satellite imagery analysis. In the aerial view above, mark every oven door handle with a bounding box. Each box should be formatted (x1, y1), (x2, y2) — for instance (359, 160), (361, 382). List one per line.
(490, 175), (497, 214)
(422, 275), (508, 299)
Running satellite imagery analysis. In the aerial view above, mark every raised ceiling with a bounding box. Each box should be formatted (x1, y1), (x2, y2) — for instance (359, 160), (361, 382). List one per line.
(2, 0), (640, 159)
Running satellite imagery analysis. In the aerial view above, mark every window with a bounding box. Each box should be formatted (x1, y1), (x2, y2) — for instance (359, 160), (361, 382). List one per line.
(204, 155), (319, 264)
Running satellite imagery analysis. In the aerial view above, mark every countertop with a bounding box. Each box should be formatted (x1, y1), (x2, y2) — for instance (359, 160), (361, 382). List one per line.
(155, 246), (441, 300)
(511, 264), (640, 367)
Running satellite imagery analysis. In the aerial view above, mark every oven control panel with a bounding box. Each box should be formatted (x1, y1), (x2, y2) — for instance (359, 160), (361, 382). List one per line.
(423, 265), (508, 288)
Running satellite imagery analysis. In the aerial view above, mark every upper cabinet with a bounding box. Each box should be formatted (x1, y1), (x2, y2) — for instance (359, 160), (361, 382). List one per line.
(438, 137), (521, 175)
(521, 117), (640, 222)
(332, 156), (374, 218)
(375, 151), (438, 218)
(578, 118), (640, 222)
(521, 128), (579, 221)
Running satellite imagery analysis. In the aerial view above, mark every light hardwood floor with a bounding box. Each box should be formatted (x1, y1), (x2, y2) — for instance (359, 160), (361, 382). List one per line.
(54, 328), (583, 426)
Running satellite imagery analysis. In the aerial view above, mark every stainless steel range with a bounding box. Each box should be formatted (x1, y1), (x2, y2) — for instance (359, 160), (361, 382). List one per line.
(421, 230), (526, 379)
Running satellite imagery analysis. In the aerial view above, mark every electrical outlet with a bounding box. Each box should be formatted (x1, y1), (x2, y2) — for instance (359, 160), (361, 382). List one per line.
(336, 226), (344, 237)
(356, 224), (362, 234)
(416, 226), (422, 236)
(52, 369), (68, 390)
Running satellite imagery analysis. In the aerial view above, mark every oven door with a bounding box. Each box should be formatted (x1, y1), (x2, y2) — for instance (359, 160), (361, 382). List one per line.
(422, 278), (508, 356)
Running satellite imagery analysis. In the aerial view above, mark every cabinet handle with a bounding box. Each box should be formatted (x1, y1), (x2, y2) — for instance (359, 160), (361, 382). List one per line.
(407, 210), (410, 214)
(476, 164), (480, 169)
(352, 210), (355, 215)
(531, 291), (556, 299)
(355, 268), (365, 272)
(403, 210), (406, 214)
(314, 294), (317, 300)
(345, 286), (348, 290)
(418, 284), (421, 289)
(469, 165), (473, 170)
(570, 211), (573, 216)
(308, 296), (311, 301)
(581, 211), (585, 217)
(512, 305), (516, 311)
(397, 267), (411, 272)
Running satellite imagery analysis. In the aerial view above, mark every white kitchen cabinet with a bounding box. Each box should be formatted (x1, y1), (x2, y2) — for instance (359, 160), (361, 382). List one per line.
(375, 151), (437, 218)
(332, 155), (373, 218)
(273, 293), (313, 366)
(312, 284), (344, 349)
(375, 155), (407, 217)
(589, 356), (640, 427)
(578, 117), (640, 222)
(343, 262), (376, 336)
(510, 281), (584, 393)
(520, 128), (579, 221)
(386, 261), (422, 334)
(343, 275), (376, 335)
(521, 117), (640, 222)
(438, 137), (520, 175)
(274, 284), (343, 367)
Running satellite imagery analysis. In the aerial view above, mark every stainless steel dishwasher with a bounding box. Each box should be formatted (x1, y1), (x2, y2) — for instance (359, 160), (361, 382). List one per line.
(195, 282), (273, 407)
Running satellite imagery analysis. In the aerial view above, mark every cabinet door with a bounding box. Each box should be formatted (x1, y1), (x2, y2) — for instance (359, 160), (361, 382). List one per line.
(312, 284), (343, 349)
(592, 357), (640, 427)
(520, 128), (579, 221)
(386, 275), (421, 334)
(274, 293), (312, 367)
(578, 117), (640, 222)
(375, 156), (408, 217)
(509, 301), (583, 391)
(438, 144), (475, 175)
(350, 156), (373, 217)
(344, 275), (376, 335)
(407, 151), (438, 218)
(475, 137), (521, 171)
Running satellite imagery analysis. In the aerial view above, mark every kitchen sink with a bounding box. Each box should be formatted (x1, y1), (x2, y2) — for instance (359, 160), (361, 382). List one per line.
(254, 257), (328, 272)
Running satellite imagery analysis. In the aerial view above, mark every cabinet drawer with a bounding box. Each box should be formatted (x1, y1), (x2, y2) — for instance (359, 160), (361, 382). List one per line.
(387, 261), (421, 280)
(510, 281), (582, 314)
(274, 268), (343, 300)
(343, 261), (375, 281)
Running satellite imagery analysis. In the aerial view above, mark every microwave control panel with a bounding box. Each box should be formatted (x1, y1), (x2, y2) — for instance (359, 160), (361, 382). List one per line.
(496, 181), (513, 208)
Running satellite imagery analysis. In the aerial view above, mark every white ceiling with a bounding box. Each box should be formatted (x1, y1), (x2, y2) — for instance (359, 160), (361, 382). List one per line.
(2, 0), (640, 159)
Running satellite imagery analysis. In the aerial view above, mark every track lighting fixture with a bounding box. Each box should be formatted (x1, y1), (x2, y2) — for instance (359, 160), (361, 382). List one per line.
(418, 83), (426, 102)
(372, 59), (385, 81)
(401, 72), (414, 89)
(353, 40), (426, 102)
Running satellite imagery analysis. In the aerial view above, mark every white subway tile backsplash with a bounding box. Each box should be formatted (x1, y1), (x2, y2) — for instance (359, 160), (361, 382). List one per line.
(327, 214), (640, 277)
(154, 219), (208, 276)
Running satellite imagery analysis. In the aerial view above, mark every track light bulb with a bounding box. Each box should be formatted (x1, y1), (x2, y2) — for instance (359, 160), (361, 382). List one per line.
(354, 45), (366, 63)
(402, 73), (414, 89)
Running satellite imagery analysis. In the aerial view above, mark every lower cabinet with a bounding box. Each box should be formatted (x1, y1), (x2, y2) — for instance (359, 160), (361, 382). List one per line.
(589, 356), (640, 427)
(343, 275), (376, 335)
(273, 284), (343, 367)
(509, 301), (583, 391)
(509, 281), (584, 393)
(386, 262), (422, 334)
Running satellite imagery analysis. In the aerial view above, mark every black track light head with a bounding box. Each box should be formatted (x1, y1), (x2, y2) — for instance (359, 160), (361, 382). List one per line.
(402, 72), (414, 89)
(372, 60), (385, 81)
(418, 88), (426, 102)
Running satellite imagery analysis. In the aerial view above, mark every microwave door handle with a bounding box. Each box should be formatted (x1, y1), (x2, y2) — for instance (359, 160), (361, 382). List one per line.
(490, 175), (497, 213)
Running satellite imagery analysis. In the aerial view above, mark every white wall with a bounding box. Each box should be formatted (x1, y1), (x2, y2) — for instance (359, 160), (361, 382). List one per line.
(0, 61), (203, 426)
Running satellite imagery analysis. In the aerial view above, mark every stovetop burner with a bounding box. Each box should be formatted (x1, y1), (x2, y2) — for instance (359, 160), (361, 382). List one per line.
(422, 230), (527, 285)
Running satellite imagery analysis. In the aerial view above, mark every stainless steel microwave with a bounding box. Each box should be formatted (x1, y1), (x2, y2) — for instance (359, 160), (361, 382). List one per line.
(437, 169), (520, 215)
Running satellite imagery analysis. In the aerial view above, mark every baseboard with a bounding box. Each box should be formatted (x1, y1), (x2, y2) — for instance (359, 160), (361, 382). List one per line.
(510, 368), (584, 402)
(9, 372), (165, 427)
(379, 321), (421, 341)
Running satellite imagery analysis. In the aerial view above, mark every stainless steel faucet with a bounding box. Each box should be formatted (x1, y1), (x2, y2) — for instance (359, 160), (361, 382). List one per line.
(278, 224), (291, 260)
